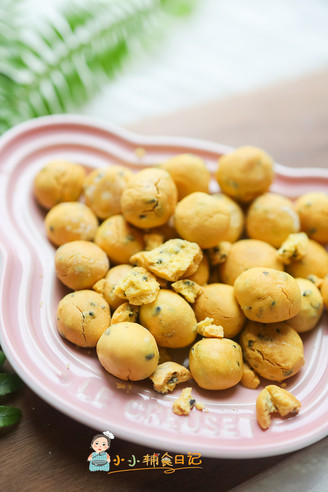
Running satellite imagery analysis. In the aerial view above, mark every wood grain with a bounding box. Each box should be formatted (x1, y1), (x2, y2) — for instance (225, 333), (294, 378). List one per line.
(2, 68), (328, 491)
(128, 68), (328, 169)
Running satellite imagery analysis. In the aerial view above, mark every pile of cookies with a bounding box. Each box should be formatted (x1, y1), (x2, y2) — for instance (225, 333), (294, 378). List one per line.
(33, 146), (328, 429)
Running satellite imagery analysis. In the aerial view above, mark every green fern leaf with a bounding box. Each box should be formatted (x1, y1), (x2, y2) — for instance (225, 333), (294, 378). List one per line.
(0, 0), (196, 134)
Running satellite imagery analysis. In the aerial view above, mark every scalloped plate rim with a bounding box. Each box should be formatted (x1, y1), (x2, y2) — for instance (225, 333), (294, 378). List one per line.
(0, 114), (328, 459)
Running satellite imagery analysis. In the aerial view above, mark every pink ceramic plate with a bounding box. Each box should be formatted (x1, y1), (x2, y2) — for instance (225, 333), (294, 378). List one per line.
(0, 115), (328, 458)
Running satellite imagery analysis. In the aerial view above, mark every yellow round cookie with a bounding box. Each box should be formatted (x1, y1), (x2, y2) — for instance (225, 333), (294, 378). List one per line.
(94, 214), (144, 264)
(321, 276), (328, 309)
(55, 240), (109, 290)
(215, 146), (274, 203)
(174, 192), (231, 249)
(56, 290), (111, 347)
(234, 267), (302, 323)
(83, 165), (133, 219)
(160, 153), (210, 200)
(246, 192), (300, 248)
(294, 192), (328, 244)
(213, 193), (245, 242)
(240, 320), (305, 381)
(34, 159), (86, 209)
(120, 168), (177, 229)
(287, 278), (323, 333)
(93, 264), (133, 310)
(97, 322), (159, 381)
(220, 239), (284, 286)
(286, 239), (328, 279)
(147, 222), (178, 242)
(187, 255), (210, 285)
(139, 289), (197, 348)
(45, 202), (98, 246)
(111, 302), (139, 325)
(193, 283), (245, 338)
(189, 338), (243, 390)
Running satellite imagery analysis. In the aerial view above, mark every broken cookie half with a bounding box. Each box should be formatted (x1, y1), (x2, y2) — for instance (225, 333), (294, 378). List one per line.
(130, 238), (202, 282)
(150, 362), (191, 394)
(256, 385), (301, 430)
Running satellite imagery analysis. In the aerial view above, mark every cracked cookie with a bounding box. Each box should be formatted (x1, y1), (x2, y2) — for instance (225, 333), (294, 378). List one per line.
(240, 320), (305, 381)
(213, 193), (245, 243)
(234, 267), (302, 323)
(34, 159), (86, 210)
(96, 322), (159, 381)
(56, 290), (111, 347)
(120, 168), (177, 229)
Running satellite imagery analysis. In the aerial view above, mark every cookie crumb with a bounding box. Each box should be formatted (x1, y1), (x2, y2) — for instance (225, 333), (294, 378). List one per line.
(240, 361), (260, 389)
(172, 387), (207, 416)
(208, 241), (232, 265)
(114, 267), (160, 305)
(130, 239), (203, 282)
(277, 232), (309, 265)
(116, 382), (133, 393)
(135, 147), (146, 158)
(111, 302), (139, 324)
(195, 401), (208, 412)
(172, 387), (194, 416)
(196, 317), (224, 338)
(171, 279), (203, 303)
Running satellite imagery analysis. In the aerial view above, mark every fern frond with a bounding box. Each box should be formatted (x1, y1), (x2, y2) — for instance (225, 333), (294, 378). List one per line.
(0, 0), (196, 134)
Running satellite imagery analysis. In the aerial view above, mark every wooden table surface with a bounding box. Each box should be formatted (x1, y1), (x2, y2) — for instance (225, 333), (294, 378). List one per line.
(2, 68), (328, 492)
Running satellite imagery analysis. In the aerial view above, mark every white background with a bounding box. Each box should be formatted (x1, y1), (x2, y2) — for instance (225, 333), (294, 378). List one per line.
(25, 0), (328, 125)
